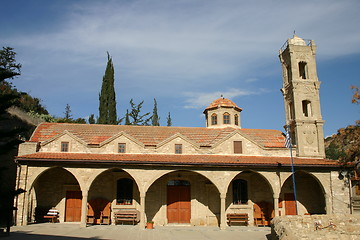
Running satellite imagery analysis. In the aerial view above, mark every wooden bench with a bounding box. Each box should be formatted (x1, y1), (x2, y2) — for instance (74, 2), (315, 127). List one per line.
(114, 210), (139, 225)
(227, 213), (249, 226)
(43, 215), (58, 223)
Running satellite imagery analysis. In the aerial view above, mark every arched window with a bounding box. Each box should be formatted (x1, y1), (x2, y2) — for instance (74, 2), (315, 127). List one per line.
(117, 178), (133, 205)
(299, 61), (308, 79)
(302, 100), (312, 117)
(211, 113), (217, 125)
(223, 112), (230, 124)
(234, 114), (239, 126)
(232, 179), (248, 204)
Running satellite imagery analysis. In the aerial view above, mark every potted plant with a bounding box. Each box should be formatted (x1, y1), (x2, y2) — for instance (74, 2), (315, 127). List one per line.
(146, 221), (154, 229)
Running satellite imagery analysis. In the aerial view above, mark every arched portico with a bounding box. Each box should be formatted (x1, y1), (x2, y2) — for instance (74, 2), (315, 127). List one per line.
(145, 170), (221, 227)
(279, 171), (326, 215)
(225, 170), (275, 226)
(27, 167), (82, 224)
(85, 168), (140, 226)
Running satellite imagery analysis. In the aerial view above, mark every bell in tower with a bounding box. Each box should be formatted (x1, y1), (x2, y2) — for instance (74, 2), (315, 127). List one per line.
(279, 35), (325, 158)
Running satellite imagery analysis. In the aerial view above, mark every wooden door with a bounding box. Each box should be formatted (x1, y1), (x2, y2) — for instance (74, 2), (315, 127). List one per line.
(65, 191), (82, 222)
(167, 186), (191, 223)
(284, 193), (297, 215)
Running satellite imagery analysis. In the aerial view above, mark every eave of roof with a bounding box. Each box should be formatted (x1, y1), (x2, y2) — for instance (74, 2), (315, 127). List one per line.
(16, 152), (339, 168)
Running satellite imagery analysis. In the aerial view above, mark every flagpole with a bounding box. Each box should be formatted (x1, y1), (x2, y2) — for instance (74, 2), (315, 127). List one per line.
(285, 125), (298, 215)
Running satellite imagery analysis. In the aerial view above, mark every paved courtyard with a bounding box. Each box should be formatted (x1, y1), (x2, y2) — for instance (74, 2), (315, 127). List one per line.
(3, 223), (271, 240)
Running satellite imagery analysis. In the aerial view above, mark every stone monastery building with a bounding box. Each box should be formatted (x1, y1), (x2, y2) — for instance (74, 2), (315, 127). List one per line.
(14, 35), (350, 229)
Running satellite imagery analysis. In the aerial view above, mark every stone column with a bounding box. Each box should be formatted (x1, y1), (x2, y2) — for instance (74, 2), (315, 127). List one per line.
(139, 192), (146, 229)
(220, 193), (227, 230)
(273, 196), (279, 217)
(80, 190), (88, 227)
(325, 193), (332, 214)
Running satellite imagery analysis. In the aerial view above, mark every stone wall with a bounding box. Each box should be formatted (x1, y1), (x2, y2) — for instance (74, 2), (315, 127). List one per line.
(271, 214), (360, 240)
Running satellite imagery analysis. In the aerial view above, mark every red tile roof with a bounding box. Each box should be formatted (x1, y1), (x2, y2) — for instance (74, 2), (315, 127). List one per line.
(205, 97), (242, 112)
(30, 122), (286, 148)
(17, 152), (339, 167)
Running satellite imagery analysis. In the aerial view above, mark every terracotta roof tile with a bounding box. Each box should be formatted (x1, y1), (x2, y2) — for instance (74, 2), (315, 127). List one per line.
(17, 152), (339, 167)
(205, 97), (242, 111)
(30, 122), (287, 148)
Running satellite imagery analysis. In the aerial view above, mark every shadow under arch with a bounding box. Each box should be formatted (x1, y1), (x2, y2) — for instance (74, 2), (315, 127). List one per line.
(226, 170), (275, 225)
(280, 170), (326, 215)
(145, 170), (221, 226)
(28, 166), (81, 223)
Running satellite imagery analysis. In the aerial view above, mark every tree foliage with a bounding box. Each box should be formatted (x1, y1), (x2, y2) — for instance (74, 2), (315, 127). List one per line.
(98, 52), (117, 124)
(351, 85), (359, 105)
(64, 104), (72, 120)
(167, 112), (172, 126)
(325, 124), (360, 163)
(151, 98), (160, 126)
(126, 99), (151, 126)
(88, 114), (96, 124)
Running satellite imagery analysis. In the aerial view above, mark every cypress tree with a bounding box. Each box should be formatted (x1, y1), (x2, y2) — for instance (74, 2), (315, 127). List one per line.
(98, 52), (117, 124)
(125, 109), (131, 125)
(167, 112), (172, 126)
(151, 98), (160, 126)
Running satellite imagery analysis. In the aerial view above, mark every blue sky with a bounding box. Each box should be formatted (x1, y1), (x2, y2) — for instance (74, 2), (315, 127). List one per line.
(1, 0), (359, 137)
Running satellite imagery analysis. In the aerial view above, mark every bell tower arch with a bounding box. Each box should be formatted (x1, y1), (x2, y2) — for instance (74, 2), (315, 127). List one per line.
(279, 35), (325, 158)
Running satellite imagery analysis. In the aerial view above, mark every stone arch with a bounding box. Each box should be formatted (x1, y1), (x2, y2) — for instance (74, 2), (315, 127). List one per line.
(27, 166), (81, 223)
(225, 170), (275, 225)
(145, 169), (222, 194)
(225, 170), (275, 196)
(145, 170), (221, 226)
(88, 167), (141, 208)
(280, 170), (326, 215)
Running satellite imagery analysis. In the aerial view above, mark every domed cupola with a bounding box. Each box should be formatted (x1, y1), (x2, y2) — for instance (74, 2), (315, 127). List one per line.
(203, 97), (242, 128)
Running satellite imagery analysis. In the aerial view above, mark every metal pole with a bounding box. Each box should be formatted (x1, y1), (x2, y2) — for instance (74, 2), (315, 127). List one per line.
(289, 142), (298, 215)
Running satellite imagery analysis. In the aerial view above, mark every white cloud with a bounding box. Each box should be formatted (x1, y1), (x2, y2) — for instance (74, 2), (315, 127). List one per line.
(183, 88), (257, 109)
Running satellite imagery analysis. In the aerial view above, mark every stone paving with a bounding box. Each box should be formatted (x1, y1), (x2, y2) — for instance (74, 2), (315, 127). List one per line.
(3, 223), (271, 240)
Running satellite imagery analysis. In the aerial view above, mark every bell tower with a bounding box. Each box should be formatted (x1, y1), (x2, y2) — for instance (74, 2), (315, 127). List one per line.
(279, 35), (325, 158)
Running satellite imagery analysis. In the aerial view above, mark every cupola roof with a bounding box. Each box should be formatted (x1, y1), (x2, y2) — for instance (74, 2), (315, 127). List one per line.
(204, 97), (242, 112)
(288, 34), (306, 46)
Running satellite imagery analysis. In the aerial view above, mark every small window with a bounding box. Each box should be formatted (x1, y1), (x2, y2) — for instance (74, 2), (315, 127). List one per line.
(299, 61), (308, 79)
(168, 180), (190, 186)
(286, 65), (291, 83)
(175, 144), (182, 154)
(302, 100), (312, 117)
(117, 178), (133, 205)
(118, 143), (126, 153)
(211, 114), (217, 125)
(233, 179), (248, 204)
(234, 141), (243, 154)
(223, 113), (230, 124)
(234, 114), (239, 126)
(61, 142), (69, 152)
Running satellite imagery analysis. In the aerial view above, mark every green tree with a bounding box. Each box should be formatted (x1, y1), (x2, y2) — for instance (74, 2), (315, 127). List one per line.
(125, 109), (131, 125)
(0, 47), (21, 113)
(88, 114), (96, 124)
(151, 98), (160, 126)
(0, 47), (25, 235)
(98, 52), (117, 124)
(64, 104), (72, 120)
(167, 112), (172, 126)
(127, 99), (151, 125)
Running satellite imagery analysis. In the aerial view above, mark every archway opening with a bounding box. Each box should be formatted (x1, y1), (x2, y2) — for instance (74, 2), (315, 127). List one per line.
(87, 168), (140, 225)
(30, 167), (81, 223)
(280, 171), (326, 215)
(226, 171), (274, 226)
(146, 170), (220, 226)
